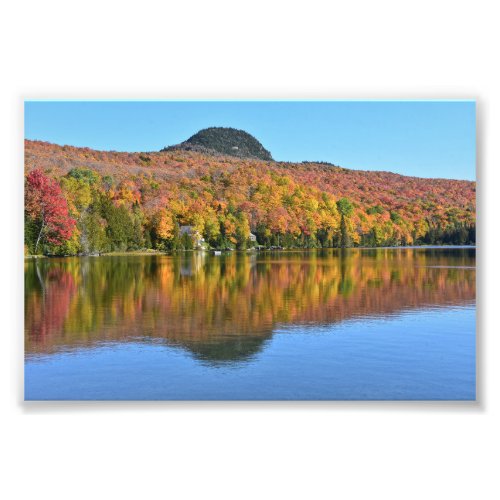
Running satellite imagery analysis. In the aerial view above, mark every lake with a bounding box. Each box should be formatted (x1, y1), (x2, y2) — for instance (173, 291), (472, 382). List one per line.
(24, 247), (476, 400)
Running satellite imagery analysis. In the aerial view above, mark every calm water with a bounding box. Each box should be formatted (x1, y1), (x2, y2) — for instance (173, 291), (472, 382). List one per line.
(24, 248), (476, 400)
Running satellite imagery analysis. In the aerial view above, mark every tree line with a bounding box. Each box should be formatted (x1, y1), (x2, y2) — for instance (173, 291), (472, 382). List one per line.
(24, 167), (475, 256)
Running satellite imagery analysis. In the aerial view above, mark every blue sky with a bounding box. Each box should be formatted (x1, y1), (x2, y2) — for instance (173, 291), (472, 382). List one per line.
(24, 100), (476, 180)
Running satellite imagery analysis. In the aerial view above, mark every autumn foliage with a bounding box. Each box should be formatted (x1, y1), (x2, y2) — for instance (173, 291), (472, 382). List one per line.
(25, 168), (76, 253)
(24, 139), (476, 255)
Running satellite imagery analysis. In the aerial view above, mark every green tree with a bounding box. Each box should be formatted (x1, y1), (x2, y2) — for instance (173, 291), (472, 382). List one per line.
(103, 202), (134, 251)
(170, 219), (182, 250)
(180, 231), (194, 250)
(336, 198), (354, 248)
(67, 168), (99, 185)
(235, 213), (250, 250)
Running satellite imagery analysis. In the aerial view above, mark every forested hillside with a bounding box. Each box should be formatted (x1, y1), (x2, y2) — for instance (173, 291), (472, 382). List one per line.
(24, 138), (476, 255)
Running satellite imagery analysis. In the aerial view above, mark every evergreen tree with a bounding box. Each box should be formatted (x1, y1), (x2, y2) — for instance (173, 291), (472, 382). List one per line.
(337, 198), (354, 248)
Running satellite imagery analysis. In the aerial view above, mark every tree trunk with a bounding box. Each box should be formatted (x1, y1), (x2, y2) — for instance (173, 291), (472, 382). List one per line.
(34, 221), (45, 254)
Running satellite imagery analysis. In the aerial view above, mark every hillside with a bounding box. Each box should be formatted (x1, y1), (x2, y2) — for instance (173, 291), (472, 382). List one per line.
(24, 138), (476, 255)
(163, 127), (273, 161)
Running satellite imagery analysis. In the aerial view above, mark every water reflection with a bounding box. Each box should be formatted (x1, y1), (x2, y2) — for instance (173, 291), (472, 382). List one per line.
(25, 248), (475, 364)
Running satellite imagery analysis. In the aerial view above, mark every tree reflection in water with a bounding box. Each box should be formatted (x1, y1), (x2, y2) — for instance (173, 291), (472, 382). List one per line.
(25, 248), (476, 364)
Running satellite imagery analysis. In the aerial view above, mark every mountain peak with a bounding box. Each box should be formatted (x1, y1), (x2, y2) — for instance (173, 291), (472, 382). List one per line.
(162, 127), (273, 161)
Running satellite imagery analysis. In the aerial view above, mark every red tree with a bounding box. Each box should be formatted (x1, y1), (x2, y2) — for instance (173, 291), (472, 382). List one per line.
(25, 169), (76, 253)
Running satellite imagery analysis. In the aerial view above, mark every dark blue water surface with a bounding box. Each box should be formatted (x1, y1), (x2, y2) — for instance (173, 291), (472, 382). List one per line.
(25, 248), (476, 400)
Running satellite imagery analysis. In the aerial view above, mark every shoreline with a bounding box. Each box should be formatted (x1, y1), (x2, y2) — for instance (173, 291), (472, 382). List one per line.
(24, 245), (476, 259)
